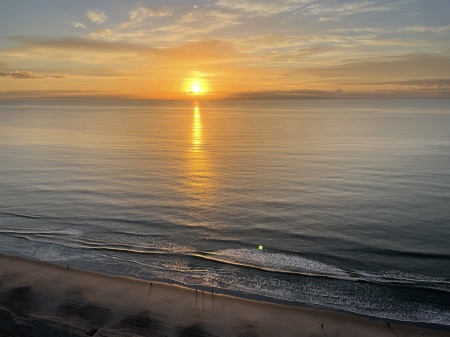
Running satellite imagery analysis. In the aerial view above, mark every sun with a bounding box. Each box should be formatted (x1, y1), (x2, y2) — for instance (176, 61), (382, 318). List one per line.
(191, 82), (202, 94)
(184, 75), (208, 96)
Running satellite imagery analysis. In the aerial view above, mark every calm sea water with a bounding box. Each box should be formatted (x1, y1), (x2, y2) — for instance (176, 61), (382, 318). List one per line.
(1, 99), (449, 325)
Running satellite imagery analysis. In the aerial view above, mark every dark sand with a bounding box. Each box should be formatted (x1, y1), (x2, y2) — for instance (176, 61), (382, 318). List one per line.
(1, 253), (449, 336)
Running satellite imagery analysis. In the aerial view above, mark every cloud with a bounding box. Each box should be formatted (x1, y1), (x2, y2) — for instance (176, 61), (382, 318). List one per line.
(400, 24), (450, 33)
(0, 90), (123, 100)
(119, 4), (173, 29)
(71, 21), (87, 29)
(290, 54), (450, 82)
(4, 37), (244, 66)
(0, 70), (66, 79)
(153, 9), (242, 38)
(225, 86), (450, 99)
(9, 36), (153, 54)
(361, 88), (450, 98)
(227, 88), (344, 99)
(85, 10), (107, 24)
(387, 79), (450, 88)
(237, 31), (382, 51)
(0, 70), (44, 79)
(318, 16), (341, 22)
(347, 79), (450, 88)
(80, 6), (242, 42)
(346, 55), (450, 79)
(262, 46), (332, 62)
(129, 4), (172, 22)
(305, 0), (392, 20)
(92, 29), (112, 36)
(329, 24), (450, 35)
(217, 0), (313, 16)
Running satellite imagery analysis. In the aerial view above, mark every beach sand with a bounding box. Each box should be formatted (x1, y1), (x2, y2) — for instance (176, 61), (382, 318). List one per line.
(0, 253), (448, 337)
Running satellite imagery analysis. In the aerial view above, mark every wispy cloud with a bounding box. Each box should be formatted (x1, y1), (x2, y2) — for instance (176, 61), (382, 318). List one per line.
(71, 21), (87, 29)
(347, 79), (450, 88)
(312, 54), (450, 81)
(0, 90), (122, 99)
(0, 70), (66, 79)
(129, 4), (172, 21)
(85, 10), (107, 24)
(226, 86), (450, 99)
(387, 79), (450, 88)
(227, 88), (343, 99)
(152, 9), (242, 39)
(77, 5), (241, 43)
(233, 32), (392, 65)
(363, 88), (450, 98)
(119, 4), (173, 29)
(318, 16), (340, 22)
(4, 37), (244, 66)
(262, 47), (332, 62)
(92, 29), (113, 37)
(399, 24), (450, 33)
(329, 24), (450, 34)
(305, 0), (393, 21)
(216, 0), (313, 16)
(235, 33), (355, 52)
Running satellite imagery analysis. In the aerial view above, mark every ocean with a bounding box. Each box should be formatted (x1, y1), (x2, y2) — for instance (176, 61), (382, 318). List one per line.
(0, 98), (449, 325)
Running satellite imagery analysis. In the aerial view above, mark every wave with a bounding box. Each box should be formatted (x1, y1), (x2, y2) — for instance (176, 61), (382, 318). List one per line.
(2, 231), (449, 326)
(194, 249), (450, 290)
(354, 270), (450, 290)
(3, 224), (449, 294)
(364, 247), (450, 261)
(0, 226), (193, 258)
(0, 211), (41, 219)
(197, 249), (349, 278)
(0, 227), (83, 237)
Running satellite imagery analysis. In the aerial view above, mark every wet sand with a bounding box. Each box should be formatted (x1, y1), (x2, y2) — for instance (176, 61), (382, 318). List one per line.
(0, 253), (448, 337)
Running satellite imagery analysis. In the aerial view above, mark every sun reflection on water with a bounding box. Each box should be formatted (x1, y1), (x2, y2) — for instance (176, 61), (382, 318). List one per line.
(184, 103), (214, 207)
(192, 106), (202, 150)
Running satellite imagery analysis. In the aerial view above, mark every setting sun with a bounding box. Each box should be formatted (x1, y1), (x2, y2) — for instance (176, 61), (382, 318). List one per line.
(191, 83), (202, 94)
(184, 75), (209, 97)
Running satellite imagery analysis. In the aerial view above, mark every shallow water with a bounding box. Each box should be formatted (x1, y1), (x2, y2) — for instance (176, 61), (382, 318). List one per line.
(1, 99), (449, 324)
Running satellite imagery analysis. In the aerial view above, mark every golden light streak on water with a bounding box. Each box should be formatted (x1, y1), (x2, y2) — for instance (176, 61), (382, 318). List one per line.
(184, 103), (215, 208)
(192, 106), (202, 150)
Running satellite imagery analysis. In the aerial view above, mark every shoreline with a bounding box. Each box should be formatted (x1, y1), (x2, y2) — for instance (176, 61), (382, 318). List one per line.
(1, 253), (449, 337)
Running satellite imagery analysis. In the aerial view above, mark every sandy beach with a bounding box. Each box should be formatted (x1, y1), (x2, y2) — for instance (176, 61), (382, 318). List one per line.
(0, 253), (448, 337)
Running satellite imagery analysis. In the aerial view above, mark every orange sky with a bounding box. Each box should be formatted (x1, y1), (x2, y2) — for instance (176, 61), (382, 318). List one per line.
(1, 1), (450, 99)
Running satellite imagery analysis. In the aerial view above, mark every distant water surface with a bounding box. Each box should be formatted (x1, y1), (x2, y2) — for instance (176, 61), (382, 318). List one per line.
(1, 99), (449, 325)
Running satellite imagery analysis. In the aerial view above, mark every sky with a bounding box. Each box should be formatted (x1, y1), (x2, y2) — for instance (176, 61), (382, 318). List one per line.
(1, 0), (450, 100)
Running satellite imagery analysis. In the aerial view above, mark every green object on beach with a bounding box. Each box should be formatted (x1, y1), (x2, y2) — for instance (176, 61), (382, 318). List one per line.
(259, 245), (263, 250)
